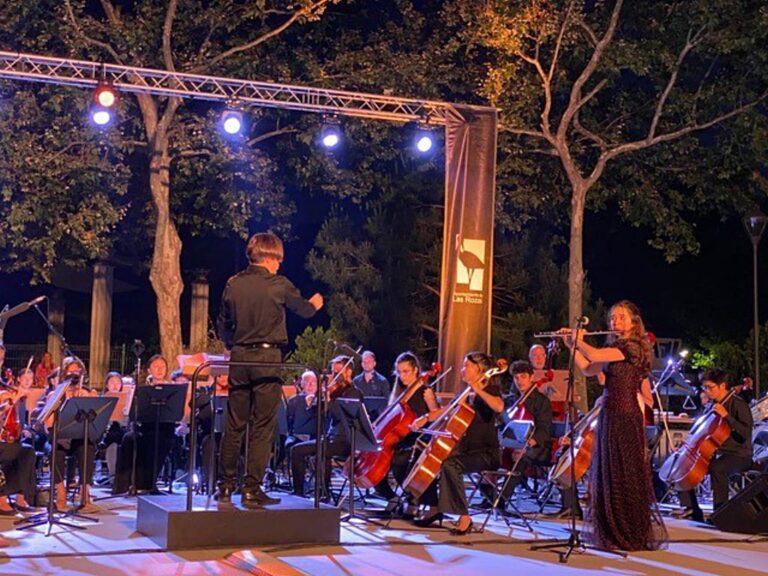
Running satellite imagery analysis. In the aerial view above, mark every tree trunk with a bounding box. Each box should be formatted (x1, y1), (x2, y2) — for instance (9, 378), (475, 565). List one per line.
(569, 182), (588, 412)
(148, 130), (184, 367)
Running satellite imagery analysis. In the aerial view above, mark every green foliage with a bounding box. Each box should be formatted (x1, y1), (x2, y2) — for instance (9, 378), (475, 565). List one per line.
(0, 85), (129, 280)
(285, 325), (341, 379)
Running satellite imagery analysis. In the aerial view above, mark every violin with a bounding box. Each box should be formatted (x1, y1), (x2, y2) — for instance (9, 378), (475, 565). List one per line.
(347, 362), (443, 489)
(0, 384), (23, 443)
(402, 365), (503, 499)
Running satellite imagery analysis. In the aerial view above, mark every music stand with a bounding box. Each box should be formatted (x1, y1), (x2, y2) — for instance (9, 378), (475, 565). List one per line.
(132, 384), (187, 494)
(16, 383), (102, 534)
(335, 398), (379, 523)
(58, 396), (116, 520)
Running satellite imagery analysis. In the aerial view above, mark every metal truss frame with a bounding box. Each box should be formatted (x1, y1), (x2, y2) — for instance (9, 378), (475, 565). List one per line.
(0, 51), (494, 124)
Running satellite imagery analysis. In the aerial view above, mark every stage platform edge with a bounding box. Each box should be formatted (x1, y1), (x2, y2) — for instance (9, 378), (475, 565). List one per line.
(136, 493), (340, 549)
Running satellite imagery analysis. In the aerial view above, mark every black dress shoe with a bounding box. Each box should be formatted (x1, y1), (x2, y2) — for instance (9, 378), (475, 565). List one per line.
(413, 512), (444, 528)
(242, 487), (280, 508)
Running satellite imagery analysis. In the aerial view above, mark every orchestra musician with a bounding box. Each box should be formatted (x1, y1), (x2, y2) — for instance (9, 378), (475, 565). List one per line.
(290, 356), (361, 499)
(562, 300), (667, 551)
(371, 352), (440, 518)
(99, 371), (127, 485)
(678, 368), (753, 522)
(112, 354), (176, 494)
(497, 361), (553, 508)
(51, 357), (99, 512)
(352, 351), (391, 398)
(216, 232), (322, 508)
(413, 352), (504, 534)
(0, 372), (37, 515)
(280, 371), (319, 466)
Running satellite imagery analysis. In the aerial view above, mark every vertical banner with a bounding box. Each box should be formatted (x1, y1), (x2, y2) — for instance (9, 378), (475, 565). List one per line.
(439, 106), (498, 393)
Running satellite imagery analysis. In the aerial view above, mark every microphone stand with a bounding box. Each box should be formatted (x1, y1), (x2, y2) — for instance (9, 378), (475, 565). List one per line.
(531, 318), (626, 562)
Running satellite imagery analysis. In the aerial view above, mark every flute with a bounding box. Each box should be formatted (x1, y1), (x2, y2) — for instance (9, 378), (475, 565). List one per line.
(534, 330), (619, 338)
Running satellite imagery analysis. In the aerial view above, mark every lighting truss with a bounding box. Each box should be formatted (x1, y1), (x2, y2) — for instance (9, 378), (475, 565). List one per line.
(0, 51), (494, 124)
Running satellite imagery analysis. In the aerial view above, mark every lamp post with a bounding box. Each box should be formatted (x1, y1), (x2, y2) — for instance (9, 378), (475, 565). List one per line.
(743, 210), (768, 399)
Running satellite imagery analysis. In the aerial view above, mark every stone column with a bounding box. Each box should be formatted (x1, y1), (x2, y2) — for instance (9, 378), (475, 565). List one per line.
(89, 262), (114, 388)
(189, 270), (210, 352)
(47, 289), (66, 367)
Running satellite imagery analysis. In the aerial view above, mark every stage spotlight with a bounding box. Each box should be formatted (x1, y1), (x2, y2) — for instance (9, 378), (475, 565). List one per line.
(221, 109), (244, 136)
(90, 81), (118, 127)
(416, 133), (434, 153)
(320, 118), (342, 149)
(679, 349), (689, 359)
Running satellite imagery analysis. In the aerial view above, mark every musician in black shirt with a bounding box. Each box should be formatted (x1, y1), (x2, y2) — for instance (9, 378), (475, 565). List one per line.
(415, 352), (503, 535)
(290, 356), (360, 498)
(216, 232), (322, 508)
(499, 361), (553, 503)
(679, 369), (753, 522)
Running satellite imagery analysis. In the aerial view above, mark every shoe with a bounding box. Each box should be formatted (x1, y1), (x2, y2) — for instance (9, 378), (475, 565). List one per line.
(214, 483), (234, 504)
(449, 520), (474, 536)
(0, 508), (18, 517)
(413, 512), (444, 528)
(241, 487), (280, 508)
(13, 504), (40, 513)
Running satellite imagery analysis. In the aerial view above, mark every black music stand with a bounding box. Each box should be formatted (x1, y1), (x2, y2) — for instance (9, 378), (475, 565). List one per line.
(58, 396), (117, 520)
(335, 398), (379, 523)
(132, 384), (187, 495)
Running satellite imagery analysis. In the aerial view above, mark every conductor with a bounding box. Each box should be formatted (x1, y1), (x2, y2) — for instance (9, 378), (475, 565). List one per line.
(216, 232), (323, 508)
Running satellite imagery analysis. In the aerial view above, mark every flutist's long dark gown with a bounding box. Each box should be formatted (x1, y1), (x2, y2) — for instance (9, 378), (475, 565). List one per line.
(588, 338), (668, 551)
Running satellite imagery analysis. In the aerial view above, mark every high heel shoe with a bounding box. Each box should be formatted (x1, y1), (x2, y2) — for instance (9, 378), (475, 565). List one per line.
(449, 519), (474, 536)
(413, 512), (444, 528)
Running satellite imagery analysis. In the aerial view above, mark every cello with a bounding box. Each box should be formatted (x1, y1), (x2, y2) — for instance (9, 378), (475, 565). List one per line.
(402, 366), (504, 499)
(548, 402), (601, 489)
(350, 362), (444, 489)
(659, 387), (738, 491)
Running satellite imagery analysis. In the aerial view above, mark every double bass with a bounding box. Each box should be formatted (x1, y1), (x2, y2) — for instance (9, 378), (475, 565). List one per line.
(402, 366), (504, 499)
(349, 363), (443, 489)
(659, 387), (738, 491)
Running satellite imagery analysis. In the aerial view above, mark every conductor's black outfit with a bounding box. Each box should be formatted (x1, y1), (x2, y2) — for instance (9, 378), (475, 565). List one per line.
(217, 264), (317, 502)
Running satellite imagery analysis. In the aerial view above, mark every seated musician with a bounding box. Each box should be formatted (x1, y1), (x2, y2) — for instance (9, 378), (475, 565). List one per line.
(281, 371), (319, 464)
(414, 352), (504, 534)
(0, 379), (37, 515)
(51, 356), (99, 512)
(678, 368), (753, 522)
(99, 371), (127, 485)
(372, 351), (440, 517)
(497, 361), (553, 507)
(352, 351), (391, 398)
(290, 356), (361, 499)
(112, 354), (178, 494)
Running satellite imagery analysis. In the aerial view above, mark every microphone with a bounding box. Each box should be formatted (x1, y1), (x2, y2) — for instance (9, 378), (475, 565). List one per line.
(575, 315), (590, 326)
(0, 296), (47, 321)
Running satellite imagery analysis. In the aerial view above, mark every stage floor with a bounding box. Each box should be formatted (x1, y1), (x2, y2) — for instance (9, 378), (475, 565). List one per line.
(0, 487), (766, 575)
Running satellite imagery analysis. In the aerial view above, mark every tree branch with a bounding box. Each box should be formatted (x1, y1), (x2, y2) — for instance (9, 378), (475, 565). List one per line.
(247, 127), (299, 146)
(99, 0), (121, 28)
(592, 91), (768, 183)
(573, 111), (607, 150)
(648, 25), (707, 139)
(64, 0), (123, 63)
(162, 0), (179, 73)
(192, 0), (330, 73)
(547, 0), (575, 82)
(498, 124), (551, 141)
(557, 0), (624, 141)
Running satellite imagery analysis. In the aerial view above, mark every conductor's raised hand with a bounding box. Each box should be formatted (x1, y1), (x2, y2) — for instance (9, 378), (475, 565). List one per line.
(309, 293), (324, 311)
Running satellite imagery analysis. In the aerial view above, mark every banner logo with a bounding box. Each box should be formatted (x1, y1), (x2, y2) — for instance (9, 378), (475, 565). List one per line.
(454, 236), (485, 302)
